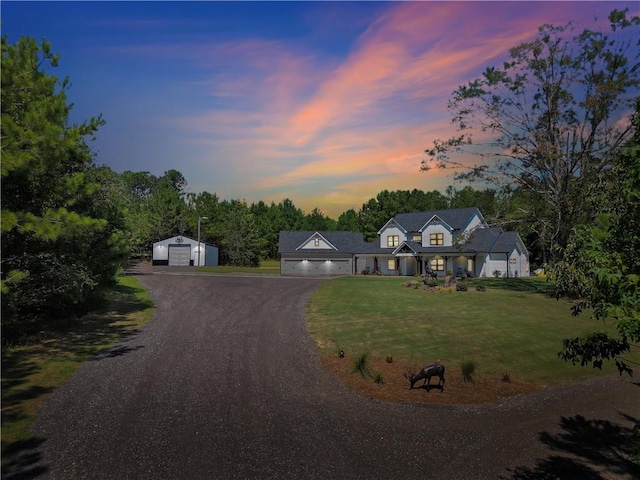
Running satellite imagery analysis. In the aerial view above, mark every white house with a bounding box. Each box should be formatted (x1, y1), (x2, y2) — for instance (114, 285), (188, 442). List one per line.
(279, 207), (529, 277)
(152, 235), (218, 267)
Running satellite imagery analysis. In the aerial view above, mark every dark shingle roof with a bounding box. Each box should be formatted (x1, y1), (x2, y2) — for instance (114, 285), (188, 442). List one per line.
(490, 231), (521, 253)
(278, 209), (526, 256)
(463, 227), (503, 252)
(391, 207), (483, 232)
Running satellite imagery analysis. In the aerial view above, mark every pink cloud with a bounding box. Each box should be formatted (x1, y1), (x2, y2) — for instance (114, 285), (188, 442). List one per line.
(172, 1), (628, 217)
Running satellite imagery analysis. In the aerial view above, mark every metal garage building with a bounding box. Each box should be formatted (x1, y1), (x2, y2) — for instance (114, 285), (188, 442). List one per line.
(152, 235), (218, 267)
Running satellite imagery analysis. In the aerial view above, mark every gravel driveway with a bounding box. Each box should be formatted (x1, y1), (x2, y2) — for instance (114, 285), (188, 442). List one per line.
(28, 272), (640, 479)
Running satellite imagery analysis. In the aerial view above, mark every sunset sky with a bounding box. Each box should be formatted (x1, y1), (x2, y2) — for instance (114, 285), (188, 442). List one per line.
(3, 1), (637, 218)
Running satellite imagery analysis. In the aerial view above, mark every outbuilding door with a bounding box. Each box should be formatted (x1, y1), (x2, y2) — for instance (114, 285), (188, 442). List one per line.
(168, 244), (191, 266)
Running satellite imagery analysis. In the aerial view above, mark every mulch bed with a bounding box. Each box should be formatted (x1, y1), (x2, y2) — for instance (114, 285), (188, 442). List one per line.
(321, 354), (539, 405)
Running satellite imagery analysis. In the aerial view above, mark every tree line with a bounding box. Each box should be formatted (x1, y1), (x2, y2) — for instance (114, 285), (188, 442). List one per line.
(94, 171), (545, 268)
(2, 8), (638, 376)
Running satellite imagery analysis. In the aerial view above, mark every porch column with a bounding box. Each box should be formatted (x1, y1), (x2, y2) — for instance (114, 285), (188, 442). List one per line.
(354, 256), (359, 275)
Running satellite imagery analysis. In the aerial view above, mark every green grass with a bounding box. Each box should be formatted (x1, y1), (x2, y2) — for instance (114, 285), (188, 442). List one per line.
(196, 259), (280, 274)
(1, 276), (155, 461)
(306, 276), (637, 385)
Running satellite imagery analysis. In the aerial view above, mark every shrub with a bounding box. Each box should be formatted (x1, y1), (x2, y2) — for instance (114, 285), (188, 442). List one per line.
(437, 286), (455, 293)
(374, 373), (384, 384)
(476, 284), (487, 292)
(361, 266), (370, 275)
(493, 270), (502, 278)
(456, 284), (468, 292)
(352, 352), (371, 377)
(461, 360), (476, 382)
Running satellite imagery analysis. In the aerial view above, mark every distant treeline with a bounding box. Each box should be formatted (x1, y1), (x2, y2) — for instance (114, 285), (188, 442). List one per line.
(108, 167), (547, 268)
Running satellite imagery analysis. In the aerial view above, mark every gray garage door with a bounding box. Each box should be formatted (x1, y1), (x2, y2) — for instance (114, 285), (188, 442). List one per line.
(168, 244), (191, 266)
(282, 258), (352, 275)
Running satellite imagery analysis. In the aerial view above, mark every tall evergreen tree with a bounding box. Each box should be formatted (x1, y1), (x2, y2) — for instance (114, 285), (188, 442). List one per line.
(1, 36), (128, 338)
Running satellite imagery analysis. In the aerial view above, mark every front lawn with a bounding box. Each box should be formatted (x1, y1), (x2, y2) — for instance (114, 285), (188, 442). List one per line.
(306, 276), (634, 386)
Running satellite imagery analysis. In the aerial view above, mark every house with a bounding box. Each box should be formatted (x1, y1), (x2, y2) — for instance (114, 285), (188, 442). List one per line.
(278, 207), (529, 277)
(152, 235), (219, 267)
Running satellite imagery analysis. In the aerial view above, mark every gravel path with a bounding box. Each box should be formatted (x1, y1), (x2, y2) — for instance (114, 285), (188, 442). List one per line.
(27, 272), (640, 479)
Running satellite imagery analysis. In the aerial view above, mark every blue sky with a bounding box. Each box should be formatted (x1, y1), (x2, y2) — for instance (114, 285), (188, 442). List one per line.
(2, 1), (637, 217)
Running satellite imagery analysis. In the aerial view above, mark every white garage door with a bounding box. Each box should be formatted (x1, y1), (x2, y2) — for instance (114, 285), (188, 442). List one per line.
(168, 245), (191, 266)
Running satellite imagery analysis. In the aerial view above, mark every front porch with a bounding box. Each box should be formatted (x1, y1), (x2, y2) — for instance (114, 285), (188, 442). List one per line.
(355, 252), (479, 277)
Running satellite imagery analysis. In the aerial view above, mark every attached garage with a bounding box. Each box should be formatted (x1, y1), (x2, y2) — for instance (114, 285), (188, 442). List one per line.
(152, 236), (219, 267)
(278, 231), (365, 276)
(282, 257), (352, 276)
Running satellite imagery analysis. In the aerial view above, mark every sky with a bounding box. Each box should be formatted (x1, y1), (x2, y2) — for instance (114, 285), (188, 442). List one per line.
(2, 1), (638, 218)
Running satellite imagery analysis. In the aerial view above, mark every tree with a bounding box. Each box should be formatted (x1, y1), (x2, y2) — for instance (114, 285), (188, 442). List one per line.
(336, 209), (362, 232)
(124, 170), (189, 248)
(423, 10), (639, 262)
(552, 100), (640, 375)
(302, 208), (337, 231)
(220, 200), (261, 267)
(1, 36), (128, 338)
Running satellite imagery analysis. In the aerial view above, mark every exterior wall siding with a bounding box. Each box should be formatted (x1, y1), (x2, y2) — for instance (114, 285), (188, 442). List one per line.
(422, 223), (452, 247)
(380, 226), (405, 249)
(465, 215), (483, 232)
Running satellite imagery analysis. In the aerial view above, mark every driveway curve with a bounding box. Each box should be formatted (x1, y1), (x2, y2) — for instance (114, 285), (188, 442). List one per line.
(31, 273), (639, 479)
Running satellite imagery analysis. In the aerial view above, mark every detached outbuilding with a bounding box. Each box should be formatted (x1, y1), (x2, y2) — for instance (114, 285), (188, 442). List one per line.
(152, 235), (218, 267)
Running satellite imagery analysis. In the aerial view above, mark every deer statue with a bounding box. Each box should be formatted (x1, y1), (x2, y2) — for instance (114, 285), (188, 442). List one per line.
(404, 362), (445, 392)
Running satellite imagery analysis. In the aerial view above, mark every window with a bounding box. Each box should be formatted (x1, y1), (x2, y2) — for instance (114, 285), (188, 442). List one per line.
(412, 234), (422, 242)
(387, 259), (396, 270)
(387, 235), (399, 247)
(430, 233), (444, 245)
(314, 238), (320, 247)
(430, 258), (445, 271)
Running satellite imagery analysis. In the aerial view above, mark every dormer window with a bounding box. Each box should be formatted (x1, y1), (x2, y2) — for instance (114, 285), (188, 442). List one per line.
(412, 234), (421, 242)
(387, 235), (399, 247)
(430, 233), (444, 245)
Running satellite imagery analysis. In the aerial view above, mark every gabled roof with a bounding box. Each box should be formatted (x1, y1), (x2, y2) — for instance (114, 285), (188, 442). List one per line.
(391, 207), (485, 233)
(392, 241), (421, 255)
(153, 235), (198, 246)
(278, 231), (366, 254)
(376, 217), (408, 235)
(295, 232), (338, 251)
(462, 227), (503, 252)
(489, 231), (525, 253)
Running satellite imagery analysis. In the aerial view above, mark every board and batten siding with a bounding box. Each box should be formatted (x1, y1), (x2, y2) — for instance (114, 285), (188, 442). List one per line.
(380, 226), (405, 249)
